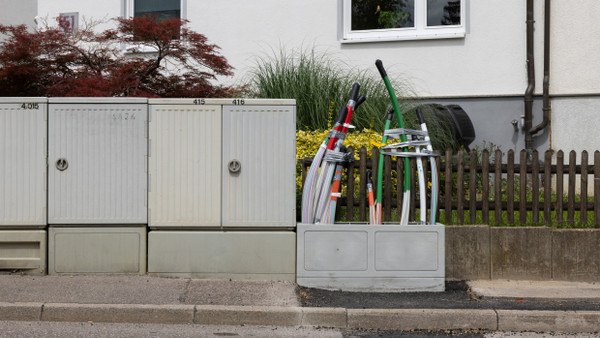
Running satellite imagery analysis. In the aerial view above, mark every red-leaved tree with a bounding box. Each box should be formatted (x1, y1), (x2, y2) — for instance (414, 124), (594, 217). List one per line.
(0, 17), (239, 97)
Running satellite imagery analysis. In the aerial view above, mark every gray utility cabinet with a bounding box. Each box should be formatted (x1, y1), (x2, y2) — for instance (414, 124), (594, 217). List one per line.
(148, 98), (296, 228)
(297, 224), (445, 292)
(49, 227), (146, 274)
(147, 99), (296, 280)
(48, 98), (148, 224)
(47, 98), (148, 275)
(0, 98), (48, 274)
(0, 98), (47, 227)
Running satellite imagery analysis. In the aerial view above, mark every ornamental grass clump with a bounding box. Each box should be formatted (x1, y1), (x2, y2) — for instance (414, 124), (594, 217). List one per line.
(246, 47), (414, 132)
(246, 46), (458, 151)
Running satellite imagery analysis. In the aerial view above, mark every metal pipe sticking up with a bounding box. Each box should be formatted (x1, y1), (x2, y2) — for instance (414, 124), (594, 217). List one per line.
(530, 0), (551, 137)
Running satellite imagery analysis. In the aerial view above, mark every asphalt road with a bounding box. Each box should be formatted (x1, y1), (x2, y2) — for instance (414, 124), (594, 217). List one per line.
(0, 321), (341, 338)
(0, 322), (595, 338)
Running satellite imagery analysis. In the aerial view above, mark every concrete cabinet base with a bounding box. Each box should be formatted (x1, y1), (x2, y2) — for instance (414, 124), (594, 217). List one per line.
(297, 224), (445, 292)
(49, 227), (146, 274)
(0, 230), (47, 274)
(148, 231), (296, 281)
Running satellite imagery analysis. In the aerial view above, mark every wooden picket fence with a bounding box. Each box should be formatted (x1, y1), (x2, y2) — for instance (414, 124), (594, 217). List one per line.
(300, 148), (600, 227)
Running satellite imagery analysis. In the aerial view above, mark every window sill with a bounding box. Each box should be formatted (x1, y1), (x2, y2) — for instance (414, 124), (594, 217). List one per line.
(124, 45), (159, 54)
(340, 32), (465, 44)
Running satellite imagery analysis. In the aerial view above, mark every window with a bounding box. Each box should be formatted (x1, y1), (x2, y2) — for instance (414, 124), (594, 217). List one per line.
(123, 0), (186, 21)
(342, 0), (465, 43)
(135, 0), (180, 20)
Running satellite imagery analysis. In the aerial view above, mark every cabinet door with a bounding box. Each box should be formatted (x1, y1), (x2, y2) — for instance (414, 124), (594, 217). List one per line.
(48, 103), (147, 224)
(148, 104), (221, 227)
(0, 100), (47, 226)
(222, 105), (296, 227)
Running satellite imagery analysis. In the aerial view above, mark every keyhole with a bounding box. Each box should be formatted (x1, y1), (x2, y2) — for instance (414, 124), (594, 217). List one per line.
(228, 159), (241, 174)
(56, 158), (68, 171)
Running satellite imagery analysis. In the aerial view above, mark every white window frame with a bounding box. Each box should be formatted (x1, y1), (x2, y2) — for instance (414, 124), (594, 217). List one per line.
(123, 0), (187, 21)
(122, 0), (187, 53)
(341, 0), (465, 43)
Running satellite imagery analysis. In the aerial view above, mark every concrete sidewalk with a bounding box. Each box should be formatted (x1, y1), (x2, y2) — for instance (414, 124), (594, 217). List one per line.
(469, 280), (600, 299)
(0, 275), (599, 333)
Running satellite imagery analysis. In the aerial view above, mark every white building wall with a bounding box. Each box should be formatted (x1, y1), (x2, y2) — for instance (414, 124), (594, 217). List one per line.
(34, 0), (600, 152)
(36, 0), (600, 98)
(190, 0), (531, 98)
(37, 0), (120, 30)
(551, 2), (600, 95)
(551, 98), (600, 153)
(0, 0), (37, 28)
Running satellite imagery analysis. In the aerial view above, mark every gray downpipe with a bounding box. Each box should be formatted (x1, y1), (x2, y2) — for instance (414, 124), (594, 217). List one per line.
(530, 0), (551, 137)
(524, 0), (535, 152)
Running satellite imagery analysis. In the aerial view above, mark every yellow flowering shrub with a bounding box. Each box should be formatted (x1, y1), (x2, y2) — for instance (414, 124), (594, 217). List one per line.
(296, 128), (407, 202)
(296, 128), (383, 162)
(296, 128), (386, 198)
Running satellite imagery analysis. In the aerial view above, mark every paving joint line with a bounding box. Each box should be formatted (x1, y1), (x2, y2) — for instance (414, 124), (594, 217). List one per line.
(192, 304), (198, 324)
(493, 308), (499, 331)
(178, 278), (191, 303)
(299, 307), (306, 326)
(344, 308), (349, 328)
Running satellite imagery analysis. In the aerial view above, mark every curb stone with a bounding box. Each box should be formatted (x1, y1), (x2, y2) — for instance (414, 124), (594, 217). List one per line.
(41, 303), (195, 324)
(497, 310), (600, 333)
(301, 307), (347, 327)
(346, 309), (497, 331)
(0, 302), (42, 321)
(194, 305), (302, 326)
(1, 302), (600, 333)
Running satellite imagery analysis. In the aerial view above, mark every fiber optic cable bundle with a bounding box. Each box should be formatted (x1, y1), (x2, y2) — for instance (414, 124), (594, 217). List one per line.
(301, 82), (365, 224)
(302, 64), (439, 226)
(374, 59), (439, 225)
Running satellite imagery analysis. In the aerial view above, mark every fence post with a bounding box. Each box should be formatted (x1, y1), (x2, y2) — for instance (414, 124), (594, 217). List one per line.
(301, 158), (309, 187)
(397, 155), (405, 223)
(445, 150), (453, 224)
(384, 154), (392, 222)
(359, 147), (368, 222)
(371, 146), (380, 195)
(495, 149), (503, 225)
(422, 158), (429, 223)
(346, 147), (355, 221)
(532, 150), (540, 224)
(482, 150), (490, 224)
(580, 150), (588, 225)
(595, 151), (600, 228)
(544, 150), (552, 225)
(567, 150), (576, 225)
(469, 149), (477, 223)
(435, 154), (441, 223)
(519, 150), (528, 224)
(410, 158), (416, 222)
(457, 150), (465, 224)
(556, 150), (564, 225)
(507, 150), (515, 225)
(371, 147), (380, 220)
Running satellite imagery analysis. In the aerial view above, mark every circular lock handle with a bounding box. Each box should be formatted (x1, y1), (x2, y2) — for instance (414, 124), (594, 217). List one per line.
(228, 159), (241, 174)
(56, 158), (68, 171)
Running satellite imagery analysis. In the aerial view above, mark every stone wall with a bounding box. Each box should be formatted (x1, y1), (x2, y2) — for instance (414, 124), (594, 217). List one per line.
(446, 226), (600, 281)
